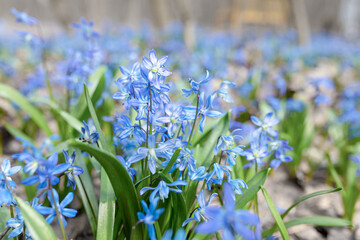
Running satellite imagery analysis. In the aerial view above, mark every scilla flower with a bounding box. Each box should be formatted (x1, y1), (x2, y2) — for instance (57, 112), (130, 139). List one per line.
(137, 197), (165, 240)
(182, 190), (218, 226)
(142, 49), (172, 83)
(38, 189), (77, 227)
(140, 180), (187, 202)
(196, 183), (261, 240)
(63, 150), (84, 190)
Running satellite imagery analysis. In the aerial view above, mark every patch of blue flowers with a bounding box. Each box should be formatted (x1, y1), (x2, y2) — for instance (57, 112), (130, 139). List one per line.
(1, 6), (357, 240)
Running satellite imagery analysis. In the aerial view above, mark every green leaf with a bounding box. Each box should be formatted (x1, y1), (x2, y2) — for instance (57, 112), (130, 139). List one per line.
(163, 148), (181, 175)
(31, 97), (83, 133)
(83, 83), (109, 152)
(263, 216), (353, 237)
(83, 83), (116, 240)
(197, 111), (231, 167)
(159, 173), (187, 232)
(72, 66), (107, 120)
(15, 197), (57, 240)
(236, 168), (270, 208)
(71, 147), (98, 236)
(281, 188), (342, 219)
(326, 154), (345, 199)
(261, 186), (289, 240)
(0, 206), (11, 239)
(3, 122), (34, 143)
(0, 83), (52, 136)
(97, 171), (115, 240)
(68, 140), (143, 239)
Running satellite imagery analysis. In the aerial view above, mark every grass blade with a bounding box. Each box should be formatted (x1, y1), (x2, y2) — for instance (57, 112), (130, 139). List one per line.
(72, 66), (107, 120)
(281, 188), (342, 219)
(31, 97), (83, 134)
(15, 197), (57, 240)
(83, 83), (115, 240)
(196, 111), (230, 167)
(261, 186), (289, 240)
(68, 140), (143, 239)
(236, 168), (270, 208)
(162, 148), (181, 175)
(0, 83), (52, 136)
(0, 206), (11, 239)
(3, 122), (34, 143)
(159, 173), (187, 232)
(263, 216), (353, 237)
(72, 147), (99, 236)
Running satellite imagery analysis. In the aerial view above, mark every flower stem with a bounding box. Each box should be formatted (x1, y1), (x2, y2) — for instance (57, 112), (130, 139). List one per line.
(48, 181), (67, 240)
(254, 161), (259, 216)
(130, 221), (142, 240)
(187, 92), (200, 147)
(0, 227), (10, 240)
(77, 176), (97, 222)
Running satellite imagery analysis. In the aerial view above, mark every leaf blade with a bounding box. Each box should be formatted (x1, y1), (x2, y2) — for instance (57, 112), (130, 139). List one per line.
(15, 197), (57, 240)
(68, 140), (143, 239)
(263, 216), (353, 237)
(236, 168), (270, 208)
(261, 186), (289, 240)
(0, 84), (52, 136)
(281, 188), (342, 219)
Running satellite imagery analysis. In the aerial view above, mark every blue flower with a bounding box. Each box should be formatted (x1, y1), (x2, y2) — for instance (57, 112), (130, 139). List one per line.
(137, 197), (165, 240)
(188, 166), (207, 181)
(251, 112), (280, 138)
(142, 49), (172, 83)
(196, 183), (261, 240)
(227, 178), (248, 195)
(269, 151), (293, 170)
(156, 105), (186, 138)
(213, 80), (236, 103)
(37, 189), (77, 227)
(80, 120), (99, 144)
(140, 180), (187, 202)
(6, 207), (30, 238)
(128, 135), (174, 174)
(117, 155), (136, 182)
(63, 150), (83, 190)
(205, 163), (232, 190)
(243, 140), (270, 169)
(11, 8), (38, 26)
(314, 93), (331, 106)
(274, 75), (286, 96)
(182, 70), (211, 97)
(286, 98), (305, 113)
(214, 129), (243, 155)
(182, 190), (218, 226)
(21, 153), (70, 189)
(350, 155), (360, 176)
(71, 18), (100, 40)
(113, 115), (146, 144)
(1, 159), (21, 186)
(161, 228), (186, 240)
(184, 93), (223, 132)
(0, 159), (20, 206)
(0, 186), (13, 206)
(224, 146), (245, 166)
(117, 62), (141, 91)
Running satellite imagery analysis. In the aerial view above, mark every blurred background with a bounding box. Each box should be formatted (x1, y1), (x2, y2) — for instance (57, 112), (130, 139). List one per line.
(1, 0), (360, 44)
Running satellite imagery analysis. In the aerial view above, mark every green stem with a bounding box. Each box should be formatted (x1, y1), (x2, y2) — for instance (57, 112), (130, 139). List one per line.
(254, 161), (259, 216)
(48, 182), (67, 240)
(77, 176), (97, 221)
(187, 92), (200, 147)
